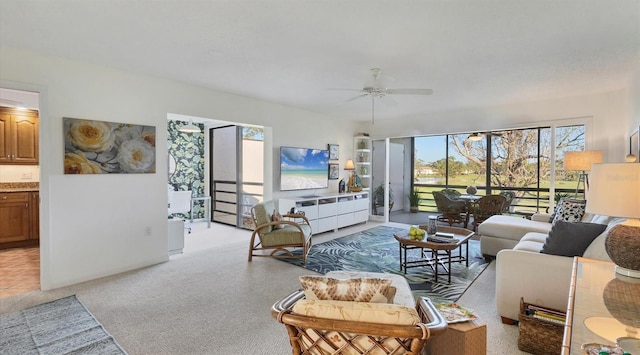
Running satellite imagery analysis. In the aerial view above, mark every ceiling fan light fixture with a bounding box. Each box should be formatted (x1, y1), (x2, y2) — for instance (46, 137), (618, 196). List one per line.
(178, 119), (201, 133)
(468, 133), (483, 141)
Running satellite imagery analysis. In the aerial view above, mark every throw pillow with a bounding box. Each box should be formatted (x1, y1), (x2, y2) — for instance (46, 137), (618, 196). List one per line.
(299, 276), (393, 303)
(551, 198), (587, 224)
(541, 220), (607, 257)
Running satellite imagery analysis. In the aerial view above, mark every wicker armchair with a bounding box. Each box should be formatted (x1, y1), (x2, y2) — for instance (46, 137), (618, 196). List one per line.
(248, 200), (313, 264)
(499, 191), (516, 214)
(432, 191), (467, 227)
(271, 290), (447, 355)
(470, 194), (507, 231)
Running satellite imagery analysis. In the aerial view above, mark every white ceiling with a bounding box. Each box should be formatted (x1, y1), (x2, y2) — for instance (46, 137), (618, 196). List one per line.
(1, 0), (639, 123)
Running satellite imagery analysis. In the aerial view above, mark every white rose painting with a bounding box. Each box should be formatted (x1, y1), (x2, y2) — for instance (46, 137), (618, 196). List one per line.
(63, 117), (156, 174)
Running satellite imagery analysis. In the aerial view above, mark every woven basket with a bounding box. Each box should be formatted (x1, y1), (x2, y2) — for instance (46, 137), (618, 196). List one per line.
(518, 298), (565, 354)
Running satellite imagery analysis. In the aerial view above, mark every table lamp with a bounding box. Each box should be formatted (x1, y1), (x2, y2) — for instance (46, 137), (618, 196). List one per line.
(344, 159), (356, 192)
(563, 150), (603, 198)
(586, 163), (640, 278)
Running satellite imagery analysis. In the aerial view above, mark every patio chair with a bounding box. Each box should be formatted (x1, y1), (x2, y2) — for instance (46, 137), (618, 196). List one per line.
(470, 194), (507, 231)
(432, 191), (467, 227)
(271, 272), (448, 355)
(499, 191), (516, 214)
(248, 200), (313, 264)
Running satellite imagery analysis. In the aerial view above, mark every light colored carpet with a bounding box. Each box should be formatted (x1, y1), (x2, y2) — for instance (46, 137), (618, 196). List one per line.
(0, 221), (525, 354)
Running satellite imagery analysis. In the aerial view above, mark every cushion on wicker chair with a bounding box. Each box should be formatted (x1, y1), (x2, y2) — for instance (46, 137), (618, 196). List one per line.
(300, 276), (393, 303)
(292, 299), (421, 325)
(253, 200), (275, 233)
(261, 224), (312, 247)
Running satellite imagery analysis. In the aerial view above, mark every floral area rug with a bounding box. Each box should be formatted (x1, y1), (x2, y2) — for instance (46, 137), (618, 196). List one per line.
(278, 225), (489, 305)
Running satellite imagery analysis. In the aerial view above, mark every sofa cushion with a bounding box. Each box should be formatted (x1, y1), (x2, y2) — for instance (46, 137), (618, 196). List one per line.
(478, 215), (552, 242)
(541, 220), (606, 257)
(299, 276), (393, 303)
(551, 198), (586, 224)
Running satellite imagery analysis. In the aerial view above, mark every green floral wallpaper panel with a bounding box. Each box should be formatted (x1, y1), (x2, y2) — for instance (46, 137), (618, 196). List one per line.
(168, 120), (205, 219)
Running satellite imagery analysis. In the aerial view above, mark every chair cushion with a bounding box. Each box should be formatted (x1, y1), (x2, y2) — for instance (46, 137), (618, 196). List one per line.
(253, 200), (275, 233)
(299, 276), (392, 303)
(292, 299), (421, 325)
(541, 220), (606, 257)
(261, 224), (311, 247)
(478, 215), (552, 242)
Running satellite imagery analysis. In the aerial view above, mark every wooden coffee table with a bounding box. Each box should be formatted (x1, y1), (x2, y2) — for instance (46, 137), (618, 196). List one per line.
(393, 226), (475, 283)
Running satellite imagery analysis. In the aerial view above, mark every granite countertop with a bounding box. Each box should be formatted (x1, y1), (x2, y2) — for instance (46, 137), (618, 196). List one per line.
(0, 182), (39, 192)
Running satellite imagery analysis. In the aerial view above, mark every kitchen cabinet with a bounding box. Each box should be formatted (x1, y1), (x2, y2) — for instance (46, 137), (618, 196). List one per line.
(0, 107), (39, 165)
(0, 191), (39, 249)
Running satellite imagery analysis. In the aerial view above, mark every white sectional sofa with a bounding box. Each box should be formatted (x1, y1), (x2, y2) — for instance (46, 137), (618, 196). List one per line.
(478, 213), (625, 323)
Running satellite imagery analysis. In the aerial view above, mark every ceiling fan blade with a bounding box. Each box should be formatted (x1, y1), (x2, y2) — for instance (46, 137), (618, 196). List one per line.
(344, 93), (369, 102)
(379, 95), (398, 106)
(327, 88), (364, 92)
(385, 88), (434, 95)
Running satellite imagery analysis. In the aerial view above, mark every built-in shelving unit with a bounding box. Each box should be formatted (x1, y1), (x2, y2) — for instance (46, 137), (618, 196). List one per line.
(279, 192), (369, 234)
(354, 135), (371, 193)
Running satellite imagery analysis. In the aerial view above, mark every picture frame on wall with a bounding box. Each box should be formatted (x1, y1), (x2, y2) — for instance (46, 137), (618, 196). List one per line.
(328, 144), (339, 160)
(329, 163), (339, 180)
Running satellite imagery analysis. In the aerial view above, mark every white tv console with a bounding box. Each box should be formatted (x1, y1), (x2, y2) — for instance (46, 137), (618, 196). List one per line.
(279, 192), (370, 234)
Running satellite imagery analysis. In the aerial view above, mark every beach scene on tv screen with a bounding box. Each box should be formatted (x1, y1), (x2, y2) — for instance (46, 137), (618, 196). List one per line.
(280, 147), (329, 191)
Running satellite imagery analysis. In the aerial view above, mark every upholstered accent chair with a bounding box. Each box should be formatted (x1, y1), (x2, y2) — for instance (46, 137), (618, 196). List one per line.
(432, 191), (467, 227)
(248, 200), (313, 264)
(470, 194), (507, 231)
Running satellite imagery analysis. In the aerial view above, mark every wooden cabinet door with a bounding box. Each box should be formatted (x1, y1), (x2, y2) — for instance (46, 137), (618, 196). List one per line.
(0, 108), (39, 165)
(0, 193), (31, 243)
(0, 113), (11, 164)
(12, 114), (39, 164)
(30, 192), (39, 240)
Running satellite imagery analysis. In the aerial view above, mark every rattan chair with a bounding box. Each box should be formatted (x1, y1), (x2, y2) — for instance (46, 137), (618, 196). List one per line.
(271, 290), (447, 355)
(248, 200), (313, 264)
(432, 191), (467, 227)
(470, 194), (507, 231)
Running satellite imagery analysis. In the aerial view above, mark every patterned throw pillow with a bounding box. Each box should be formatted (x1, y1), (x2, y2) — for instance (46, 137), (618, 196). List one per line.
(299, 276), (393, 303)
(551, 198), (586, 225)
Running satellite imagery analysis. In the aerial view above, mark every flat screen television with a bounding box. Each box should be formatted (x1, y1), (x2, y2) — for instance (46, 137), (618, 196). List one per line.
(280, 146), (329, 191)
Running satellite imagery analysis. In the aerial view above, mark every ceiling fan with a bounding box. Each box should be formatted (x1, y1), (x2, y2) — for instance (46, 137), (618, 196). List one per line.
(330, 68), (433, 124)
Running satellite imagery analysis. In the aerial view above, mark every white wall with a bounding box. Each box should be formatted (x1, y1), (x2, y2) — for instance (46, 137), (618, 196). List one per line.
(0, 46), (356, 289)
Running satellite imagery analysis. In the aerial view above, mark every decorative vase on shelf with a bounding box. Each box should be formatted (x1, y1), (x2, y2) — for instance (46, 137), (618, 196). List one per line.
(358, 140), (366, 149)
(360, 166), (367, 175)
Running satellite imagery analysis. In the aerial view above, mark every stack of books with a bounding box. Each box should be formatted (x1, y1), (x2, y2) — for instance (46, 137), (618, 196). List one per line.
(524, 304), (565, 325)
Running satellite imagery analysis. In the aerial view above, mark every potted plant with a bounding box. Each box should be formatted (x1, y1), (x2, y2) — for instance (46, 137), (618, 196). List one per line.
(409, 190), (420, 213)
(372, 184), (394, 215)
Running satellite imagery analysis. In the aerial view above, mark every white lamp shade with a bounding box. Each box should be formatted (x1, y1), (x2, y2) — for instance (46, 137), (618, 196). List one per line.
(563, 150), (603, 171)
(344, 159), (355, 170)
(586, 163), (640, 219)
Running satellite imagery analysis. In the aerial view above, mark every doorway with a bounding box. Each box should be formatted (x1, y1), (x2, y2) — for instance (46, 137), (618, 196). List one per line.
(0, 87), (41, 297)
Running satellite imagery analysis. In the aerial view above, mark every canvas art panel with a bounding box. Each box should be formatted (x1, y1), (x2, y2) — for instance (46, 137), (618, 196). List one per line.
(63, 117), (156, 174)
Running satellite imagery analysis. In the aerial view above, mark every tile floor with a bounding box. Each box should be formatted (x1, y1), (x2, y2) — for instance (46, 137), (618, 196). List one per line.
(0, 246), (40, 298)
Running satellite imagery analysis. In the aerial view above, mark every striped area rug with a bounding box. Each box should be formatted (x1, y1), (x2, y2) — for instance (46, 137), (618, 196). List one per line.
(0, 295), (126, 355)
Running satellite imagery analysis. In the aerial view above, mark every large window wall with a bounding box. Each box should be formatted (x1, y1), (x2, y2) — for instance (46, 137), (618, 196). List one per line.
(412, 124), (585, 213)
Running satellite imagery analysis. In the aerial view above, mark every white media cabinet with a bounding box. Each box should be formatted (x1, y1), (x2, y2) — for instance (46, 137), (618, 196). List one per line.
(279, 192), (370, 234)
